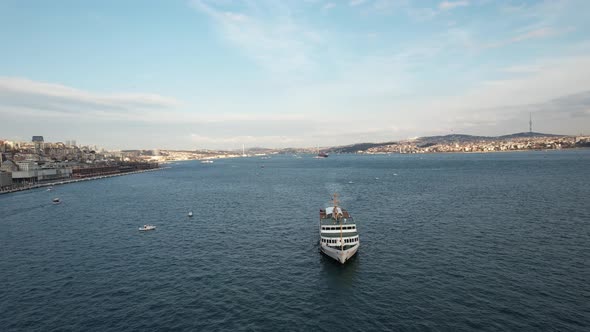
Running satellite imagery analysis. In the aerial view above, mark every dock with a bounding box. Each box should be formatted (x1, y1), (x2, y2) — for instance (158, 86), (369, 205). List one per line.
(0, 167), (168, 195)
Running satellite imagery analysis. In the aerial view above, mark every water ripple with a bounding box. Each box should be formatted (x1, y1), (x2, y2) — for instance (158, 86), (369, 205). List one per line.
(1, 151), (589, 331)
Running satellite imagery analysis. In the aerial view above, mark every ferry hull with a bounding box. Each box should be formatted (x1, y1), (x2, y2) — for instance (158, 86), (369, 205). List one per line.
(320, 243), (359, 264)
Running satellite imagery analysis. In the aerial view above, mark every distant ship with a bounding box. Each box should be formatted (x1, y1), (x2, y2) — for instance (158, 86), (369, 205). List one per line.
(313, 146), (329, 158)
(319, 193), (359, 264)
(201, 160), (214, 164)
(52, 197), (61, 205)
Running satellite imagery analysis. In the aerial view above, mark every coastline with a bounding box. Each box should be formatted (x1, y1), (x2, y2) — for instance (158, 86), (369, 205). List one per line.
(0, 167), (168, 196)
(360, 146), (590, 156)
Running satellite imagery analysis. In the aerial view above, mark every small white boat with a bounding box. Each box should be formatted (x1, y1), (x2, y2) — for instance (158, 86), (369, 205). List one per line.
(139, 225), (156, 231)
(188, 211), (193, 217)
(348, 181), (354, 184)
(201, 160), (214, 164)
(52, 198), (61, 204)
(47, 187), (53, 192)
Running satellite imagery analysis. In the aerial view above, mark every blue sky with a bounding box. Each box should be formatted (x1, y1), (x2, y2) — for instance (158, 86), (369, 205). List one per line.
(1, 0), (589, 149)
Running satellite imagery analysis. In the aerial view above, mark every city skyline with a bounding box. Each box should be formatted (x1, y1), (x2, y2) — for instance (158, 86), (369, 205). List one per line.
(1, 0), (590, 150)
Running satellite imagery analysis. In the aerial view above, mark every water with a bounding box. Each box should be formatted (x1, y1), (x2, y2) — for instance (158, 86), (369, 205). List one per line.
(1, 150), (589, 331)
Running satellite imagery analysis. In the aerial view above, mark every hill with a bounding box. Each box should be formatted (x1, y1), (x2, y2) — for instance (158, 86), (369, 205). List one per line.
(325, 132), (564, 153)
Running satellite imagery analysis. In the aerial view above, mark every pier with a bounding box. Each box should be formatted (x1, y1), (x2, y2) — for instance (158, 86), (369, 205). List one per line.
(0, 167), (168, 195)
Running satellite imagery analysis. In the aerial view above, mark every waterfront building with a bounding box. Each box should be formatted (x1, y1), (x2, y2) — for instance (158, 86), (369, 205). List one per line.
(10, 162), (73, 184)
(32, 136), (44, 155)
(0, 160), (17, 172)
(0, 171), (12, 188)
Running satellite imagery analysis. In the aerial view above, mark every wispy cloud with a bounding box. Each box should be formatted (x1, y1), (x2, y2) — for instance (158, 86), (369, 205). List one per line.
(190, 0), (322, 74)
(511, 27), (562, 43)
(323, 3), (336, 10)
(439, 1), (469, 11)
(0, 77), (313, 126)
(349, 0), (367, 6)
(481, 27), (570, 50)
(189, 134), (304, 148)
(0, 77), (180, 116)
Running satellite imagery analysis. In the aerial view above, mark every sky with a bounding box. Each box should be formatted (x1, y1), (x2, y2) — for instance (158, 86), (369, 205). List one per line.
(0, 0), (589, 150)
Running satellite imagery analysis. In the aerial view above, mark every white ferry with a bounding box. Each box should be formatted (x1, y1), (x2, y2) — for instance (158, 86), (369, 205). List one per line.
(319, 194), (359, 264)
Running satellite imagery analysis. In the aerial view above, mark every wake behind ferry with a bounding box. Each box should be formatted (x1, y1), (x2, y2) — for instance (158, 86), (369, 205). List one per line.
(319, 194), (359, 264)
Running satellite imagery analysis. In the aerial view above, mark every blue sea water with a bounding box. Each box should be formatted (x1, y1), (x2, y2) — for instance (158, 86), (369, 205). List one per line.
(1, 150), (589, 331)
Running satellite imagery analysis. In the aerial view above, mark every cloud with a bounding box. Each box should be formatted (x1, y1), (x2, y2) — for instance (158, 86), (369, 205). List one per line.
(323, 3), (336, 10)
(0, 77), (180, 117)
(477, 27), (571, 50)
(511, 27), (561, 43)
(0, 77), (313, 126)
(439, 1), (469, 11)
(397, 54), (590, 135)
(349, 0), (366, 6)
(189, 134), (304, 148)
(531, 90), (590, 118)
(190, 0), (322, 74)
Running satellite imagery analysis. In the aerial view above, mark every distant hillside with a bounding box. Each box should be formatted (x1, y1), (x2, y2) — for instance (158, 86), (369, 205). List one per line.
(329, 142), (398, 154)
(416, 132), (562, 145)
(415, 134), (489, 145)
(326, 132), (564, 153)
(498, 132), (563, 139)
